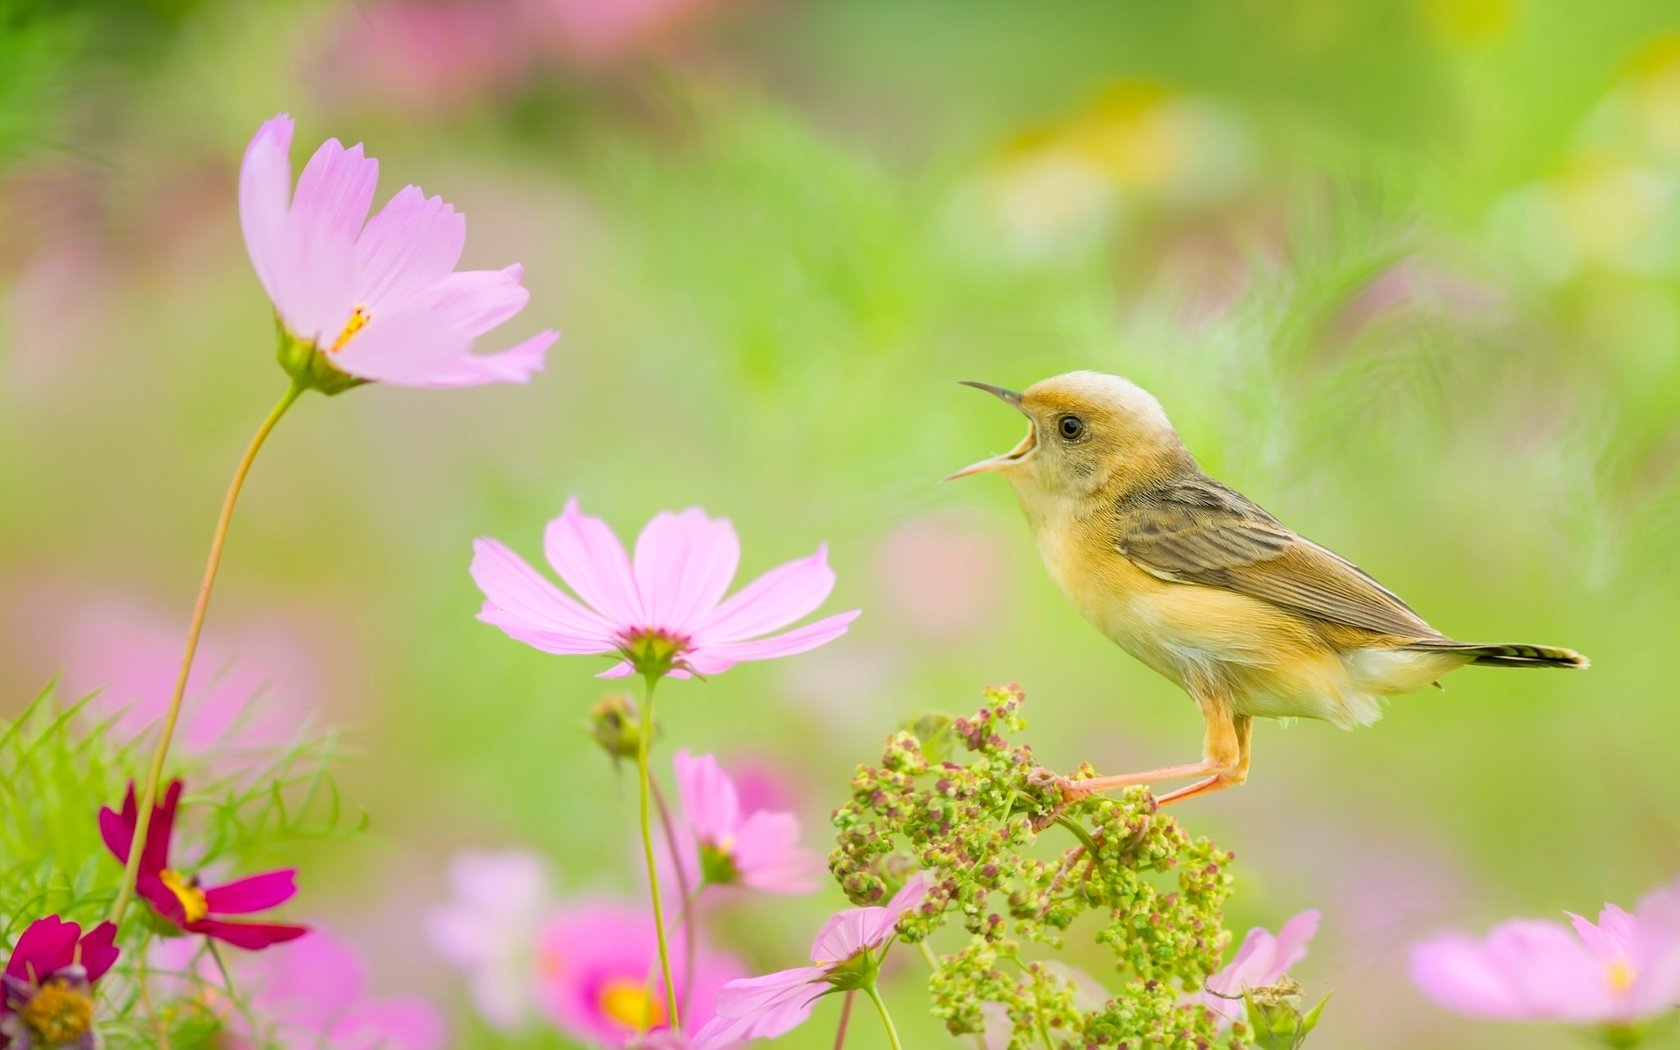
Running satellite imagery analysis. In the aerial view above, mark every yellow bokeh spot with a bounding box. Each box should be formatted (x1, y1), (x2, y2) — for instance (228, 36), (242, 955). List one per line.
(1606, 960), (1636, 994)
(599, 978), (665, 1031)
(160, 868), (210, 923)
(329, 304), (372, 353)
(1419, 0), (1516, 48)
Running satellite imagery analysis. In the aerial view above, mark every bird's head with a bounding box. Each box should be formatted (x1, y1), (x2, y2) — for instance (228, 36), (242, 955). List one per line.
(948, 371), (1190, 511)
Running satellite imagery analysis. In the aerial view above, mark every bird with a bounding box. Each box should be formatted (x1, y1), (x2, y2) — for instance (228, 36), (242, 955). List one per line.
(948, 370), (1587, 806)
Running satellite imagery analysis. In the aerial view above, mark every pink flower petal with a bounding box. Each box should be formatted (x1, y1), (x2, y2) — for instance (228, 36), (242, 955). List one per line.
(354, 184), (466, 311)
(811, 873), (928, 963)
(291, 138), (378, 242)
(191, 918), (311, 950)
(471, 538), (617, 644)
(5, 916), (79, 982)
(693, 546), (834, 644)
(543, 499), (643, 625)
(694, 609), (860, 665)
(77, 921), (120, 984)
(421, 265), (534, 337)
(732, 811), (824, 893)
(416, 329), (555, 388)
(632, 509), (741, 631)
(330, 302), (472, 384)
(204, 869), (299, 915)
(239, 113), (295, 310)
(673, 750), (739, 845)
(691, 966), (826, 1050)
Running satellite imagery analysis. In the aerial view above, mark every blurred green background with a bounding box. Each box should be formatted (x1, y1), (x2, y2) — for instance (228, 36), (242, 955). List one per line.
(3, 0), (1679, 1046)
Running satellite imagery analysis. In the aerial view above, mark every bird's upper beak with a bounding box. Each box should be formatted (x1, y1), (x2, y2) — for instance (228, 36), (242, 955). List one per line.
(946, 381), (1036, 480)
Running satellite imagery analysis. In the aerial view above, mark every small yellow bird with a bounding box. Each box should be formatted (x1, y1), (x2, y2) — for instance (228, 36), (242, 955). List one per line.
(950, 371), (1587, 806)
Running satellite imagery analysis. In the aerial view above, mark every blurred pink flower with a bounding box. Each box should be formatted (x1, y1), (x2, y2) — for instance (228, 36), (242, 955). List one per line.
(231, 928), (446, 1049)
(721, 755), (800, 817)
(534, 899), (744, 1046)
(316, 2), (538, 114)
(240, 113), (557, 389)
(20, 593), (308, 755)
(691, 873), (931, 1049)
(1410, 877), (1680, 1025)
(521, 0), (735, 66)
(471, 499), (859, 679)
(100, 780), (308, 951)
(427, 850), (555, 1031)
(1186, 910), (1320, 1028)
(672, 749), (823, 893)
(873, 511), (1009, 641)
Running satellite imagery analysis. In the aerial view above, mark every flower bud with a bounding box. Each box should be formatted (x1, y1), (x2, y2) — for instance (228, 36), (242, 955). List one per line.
(586, 694), (651, 762)
(1242, 979), (1328, 1049)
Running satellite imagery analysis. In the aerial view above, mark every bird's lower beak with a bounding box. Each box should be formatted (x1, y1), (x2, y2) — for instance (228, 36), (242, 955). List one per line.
(947, 381), (1035, 480)
(946, 429), (1036, 480)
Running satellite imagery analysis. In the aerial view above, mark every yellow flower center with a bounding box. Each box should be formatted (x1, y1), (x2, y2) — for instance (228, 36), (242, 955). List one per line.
(329, 304), (372, 353)
(161, 868), (210, 923)
(19, 980), (94, 1044)
(598, 978), (665, 1031)
(1607, 960), (1637, 994)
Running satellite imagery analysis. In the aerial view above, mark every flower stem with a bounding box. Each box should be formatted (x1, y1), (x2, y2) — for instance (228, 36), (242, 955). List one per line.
(109, 379), (306, 928)
(833, 989), (855, 1049)
(638, 672), (680, 1032)
(863, 983), (904, 1050)
(649, 775), (699, 1017)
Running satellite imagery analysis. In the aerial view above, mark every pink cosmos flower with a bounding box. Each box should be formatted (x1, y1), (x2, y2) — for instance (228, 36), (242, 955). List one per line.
(427, 850), (555, 1031)
(99, 780), (308, 950)
(1410, 877), (1680, 1026)
(691, 874), (932, 1049)
(533, 899), (745, 1047)
(231, 928), (447, 1049)
(471, 500), (860, 679)
(672, 750), (823, 894)
(1, 916), (119, 1050)
(1185, 910), (1321, 1028)
(240, 113), (557, 390)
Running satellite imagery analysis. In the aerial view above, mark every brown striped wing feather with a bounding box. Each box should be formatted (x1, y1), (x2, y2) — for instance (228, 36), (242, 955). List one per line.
(1112, 476), (1443, 642)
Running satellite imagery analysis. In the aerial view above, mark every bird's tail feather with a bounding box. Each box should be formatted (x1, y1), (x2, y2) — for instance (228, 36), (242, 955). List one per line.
(1407, 640), (1589, 669)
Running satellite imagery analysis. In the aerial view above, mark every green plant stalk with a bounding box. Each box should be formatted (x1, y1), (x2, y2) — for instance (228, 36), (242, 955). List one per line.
(638, 671), (680, 1031)
(864, 982), (903, 1050)
(109, 379), (306, 928)
(649, 776), (699, 1018)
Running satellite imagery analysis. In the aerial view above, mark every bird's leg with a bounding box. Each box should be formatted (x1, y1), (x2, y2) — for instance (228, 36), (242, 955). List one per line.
(1154, 714), (1250, 807)
(1062, 695), (1249, 805)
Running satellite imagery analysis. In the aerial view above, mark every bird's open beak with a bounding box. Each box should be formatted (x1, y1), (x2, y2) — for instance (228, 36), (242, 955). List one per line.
(946, 381), (1035, 480)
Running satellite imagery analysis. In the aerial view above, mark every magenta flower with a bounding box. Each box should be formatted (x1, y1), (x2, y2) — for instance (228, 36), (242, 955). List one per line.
(240, 113), (557, 391)
(672, 749), (823, 894)
(1, 916), (118, 1050)
(691, 874), (931, 1049)
(533, 899), (744, 1047)
(1185, 910), (1320, 1028)
(1410, 877), (1680, 1026)
(99, 780), (308, 950)
(471, 500), (860, 679)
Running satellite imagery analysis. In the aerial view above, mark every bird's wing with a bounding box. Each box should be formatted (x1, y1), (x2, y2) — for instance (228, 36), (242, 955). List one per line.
(1113, 476), (1440, 639)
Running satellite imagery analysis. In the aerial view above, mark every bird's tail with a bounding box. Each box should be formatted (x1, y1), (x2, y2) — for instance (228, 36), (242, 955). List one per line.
(1406, 639), (1589, 669)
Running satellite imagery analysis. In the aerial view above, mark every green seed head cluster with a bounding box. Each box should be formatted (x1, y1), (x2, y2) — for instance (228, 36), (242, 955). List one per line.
(829, 685), (1248, 1049)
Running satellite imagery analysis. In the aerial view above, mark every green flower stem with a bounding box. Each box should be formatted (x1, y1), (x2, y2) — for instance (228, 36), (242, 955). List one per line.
(638, 672), (680, 1031)
(863, 982), (904, 1050)
(1602, 1025), (1644, 1049)
(649, 774), (699, 1017)
(109, 378), (306, 929)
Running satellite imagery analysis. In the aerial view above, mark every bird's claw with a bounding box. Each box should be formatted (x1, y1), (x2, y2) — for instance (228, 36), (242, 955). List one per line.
(1026, 767), (1088, 830)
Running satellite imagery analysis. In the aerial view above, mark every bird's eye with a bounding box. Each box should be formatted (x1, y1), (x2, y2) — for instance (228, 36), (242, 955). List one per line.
(1057, 415), (1085, 441)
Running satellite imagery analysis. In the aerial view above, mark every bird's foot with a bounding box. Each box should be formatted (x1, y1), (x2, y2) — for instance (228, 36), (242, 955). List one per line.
(1025, 766), (1089, 831)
